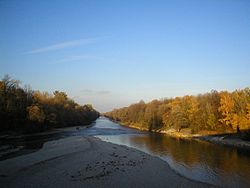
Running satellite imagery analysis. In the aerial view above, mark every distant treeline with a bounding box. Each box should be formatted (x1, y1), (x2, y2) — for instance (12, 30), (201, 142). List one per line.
(105, 88), (250, 134)
(0, 75), (99, 133)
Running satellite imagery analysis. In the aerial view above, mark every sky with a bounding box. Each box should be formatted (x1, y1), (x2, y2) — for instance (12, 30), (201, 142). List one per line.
(0, 0), (250, 112)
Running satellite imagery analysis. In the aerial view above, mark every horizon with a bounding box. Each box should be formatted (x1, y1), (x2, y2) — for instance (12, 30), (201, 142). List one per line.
(1, 74), (250, 113)
(1, 0), (250, 112)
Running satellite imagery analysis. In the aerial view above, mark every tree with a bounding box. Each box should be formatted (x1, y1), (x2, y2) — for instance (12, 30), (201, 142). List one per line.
(207, 113), (217, 130)
(53, 90), (68, 104)
(247, 103), (250, 121)
(218, 91), (234, 129)
(27, 105), (45, 123)
(105, 87), (250, 134)
(0, 75), (99, 132)
(144, 100), (162, 131)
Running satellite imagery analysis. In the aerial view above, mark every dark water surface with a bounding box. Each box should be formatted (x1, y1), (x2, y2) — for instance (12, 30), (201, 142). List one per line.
(1, 117), (250, 187)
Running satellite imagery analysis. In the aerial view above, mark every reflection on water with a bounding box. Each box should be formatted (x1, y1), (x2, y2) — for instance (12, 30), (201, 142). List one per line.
(1, 117), (250, 187)
(95, 118), (250, 188)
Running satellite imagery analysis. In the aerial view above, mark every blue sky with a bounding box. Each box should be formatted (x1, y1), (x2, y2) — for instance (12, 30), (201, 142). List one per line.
(1, 0), (250, 112)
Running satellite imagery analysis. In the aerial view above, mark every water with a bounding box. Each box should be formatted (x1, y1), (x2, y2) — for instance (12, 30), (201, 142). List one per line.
(90, 117), (250, 188)
(1, 117), (250, 187)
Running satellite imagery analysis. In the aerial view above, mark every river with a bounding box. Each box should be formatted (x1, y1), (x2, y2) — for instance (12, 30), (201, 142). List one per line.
(1, 117), (250, 187)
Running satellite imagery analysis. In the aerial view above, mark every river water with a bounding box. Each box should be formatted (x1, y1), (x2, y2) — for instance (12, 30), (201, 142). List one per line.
(85, 117), (250, 188)
(1, 117), (250, 187)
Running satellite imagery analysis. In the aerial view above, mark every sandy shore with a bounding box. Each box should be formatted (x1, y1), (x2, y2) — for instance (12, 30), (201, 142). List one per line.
(0, 136), (211, 188)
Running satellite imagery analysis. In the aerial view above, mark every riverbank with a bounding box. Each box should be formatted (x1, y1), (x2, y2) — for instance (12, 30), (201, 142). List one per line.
(0, 124), (94, 160)
(0, 136), (210, 188)
(197, 134), (250, 150)
(159, 129), (250, 151)
(115, 120), (250, 151)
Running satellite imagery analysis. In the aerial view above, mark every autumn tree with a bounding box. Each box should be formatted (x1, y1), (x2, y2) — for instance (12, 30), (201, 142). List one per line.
(27, 105), (45, 123)
(230, 89), (250, 131)
(218, 91), (234, 130)
(105, 87), (250, 135)
(0, 75), (99, 133)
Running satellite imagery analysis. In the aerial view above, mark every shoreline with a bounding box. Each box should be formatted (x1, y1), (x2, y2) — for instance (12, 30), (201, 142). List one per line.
(112, 119), (250, 151)
(0, 124), (93, 161)
(0, 136), (210, 188)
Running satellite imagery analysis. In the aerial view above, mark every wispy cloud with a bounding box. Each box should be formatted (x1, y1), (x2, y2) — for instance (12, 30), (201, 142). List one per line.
(23, 38), (98, 55)
(81, 89), (110, 95)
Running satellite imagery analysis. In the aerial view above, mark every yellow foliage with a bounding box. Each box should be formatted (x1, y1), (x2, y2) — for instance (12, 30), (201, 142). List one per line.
(27, 105), (45, 123)
(219, 92), (234, 127)
(247, 103), (250, 120)
(231, 114), (239, 130)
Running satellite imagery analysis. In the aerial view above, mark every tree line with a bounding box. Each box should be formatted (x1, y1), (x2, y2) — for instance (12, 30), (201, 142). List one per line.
(105, 88), (250, 134)
(0, 75), (99, 133)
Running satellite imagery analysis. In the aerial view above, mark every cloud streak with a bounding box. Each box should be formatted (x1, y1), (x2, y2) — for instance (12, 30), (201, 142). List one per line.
(23, 38), (98, 55)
